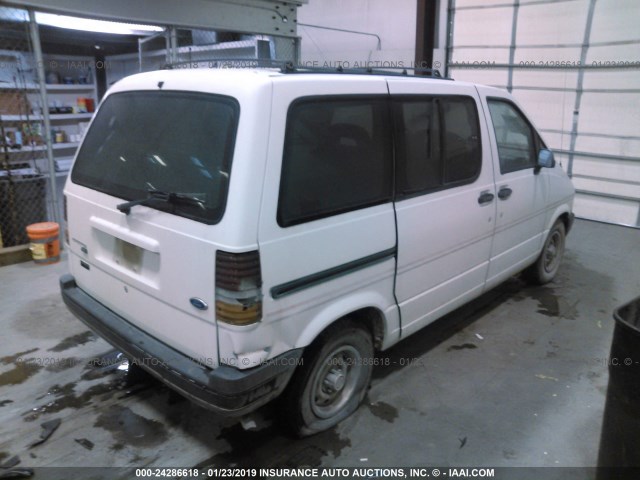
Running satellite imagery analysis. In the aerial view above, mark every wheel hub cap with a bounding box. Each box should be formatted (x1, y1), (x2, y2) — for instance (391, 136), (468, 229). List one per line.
(310, 345), (362, 419)
(324, 369), (346, 391)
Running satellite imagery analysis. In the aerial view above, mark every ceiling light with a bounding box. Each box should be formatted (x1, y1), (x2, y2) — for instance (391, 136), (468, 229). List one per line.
(35, 12), (163, 35)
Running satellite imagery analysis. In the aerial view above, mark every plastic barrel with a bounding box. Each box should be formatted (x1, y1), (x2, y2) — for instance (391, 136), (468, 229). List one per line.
(26, 222), (60, 265)
(597, 296), (640, 473)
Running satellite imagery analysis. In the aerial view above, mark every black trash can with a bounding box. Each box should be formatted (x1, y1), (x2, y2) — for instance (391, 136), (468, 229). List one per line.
(0, 176), (47, 247)
(597, 296), (640, 472)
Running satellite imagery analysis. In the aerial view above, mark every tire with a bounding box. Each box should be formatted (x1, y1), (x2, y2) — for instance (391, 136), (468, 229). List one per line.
(282, 320), (374, 437)
(524, 220), (566, 285)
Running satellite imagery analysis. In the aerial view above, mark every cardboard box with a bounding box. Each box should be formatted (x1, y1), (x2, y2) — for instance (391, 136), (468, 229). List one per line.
(0, 91), (31, 116)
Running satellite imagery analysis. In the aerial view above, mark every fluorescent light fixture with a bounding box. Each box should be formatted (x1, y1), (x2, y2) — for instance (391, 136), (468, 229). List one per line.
(35, 12), (163, 35)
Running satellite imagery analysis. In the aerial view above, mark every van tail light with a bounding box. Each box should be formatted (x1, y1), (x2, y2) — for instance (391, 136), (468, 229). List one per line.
(63, 194), (69, 245)
(215, 250), (262, 326)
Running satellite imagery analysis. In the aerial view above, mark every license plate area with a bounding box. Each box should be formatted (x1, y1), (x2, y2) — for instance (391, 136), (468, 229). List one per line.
(92, 229), (161, 288)
(117, 237), (143, 272)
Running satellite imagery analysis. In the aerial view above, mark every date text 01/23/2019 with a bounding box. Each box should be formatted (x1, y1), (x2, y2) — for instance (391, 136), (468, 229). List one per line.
(134, 468), (496, 478)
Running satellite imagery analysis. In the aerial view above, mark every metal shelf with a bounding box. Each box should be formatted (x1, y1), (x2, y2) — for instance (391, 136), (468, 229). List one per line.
(46, 84), (95, 92)
(2, 142), (80, 153)
(0, 83), (95, 92)
(0, 113), (93, 122)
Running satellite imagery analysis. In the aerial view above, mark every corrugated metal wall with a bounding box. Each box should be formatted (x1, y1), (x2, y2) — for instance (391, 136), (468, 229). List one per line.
(448, 0), (640, 227)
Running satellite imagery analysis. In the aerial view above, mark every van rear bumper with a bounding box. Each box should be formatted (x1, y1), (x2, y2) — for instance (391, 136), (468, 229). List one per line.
(60, 274), (302, 416)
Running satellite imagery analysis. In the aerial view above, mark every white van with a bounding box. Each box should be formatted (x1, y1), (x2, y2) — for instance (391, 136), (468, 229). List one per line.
(60, 67), (574, 436)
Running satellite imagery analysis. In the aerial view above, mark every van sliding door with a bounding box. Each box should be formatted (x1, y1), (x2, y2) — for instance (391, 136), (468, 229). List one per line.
(387, 79), (496, 337)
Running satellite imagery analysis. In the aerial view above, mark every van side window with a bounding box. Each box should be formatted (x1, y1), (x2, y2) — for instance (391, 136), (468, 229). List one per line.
(442, 98), (482, 183)
(487, 99), (537, 174)
(278, 97), (393, 227)
(394, 95), (481, 198)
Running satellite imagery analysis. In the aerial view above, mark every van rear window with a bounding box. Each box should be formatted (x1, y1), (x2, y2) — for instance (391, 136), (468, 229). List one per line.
(71, 91), (239, 224)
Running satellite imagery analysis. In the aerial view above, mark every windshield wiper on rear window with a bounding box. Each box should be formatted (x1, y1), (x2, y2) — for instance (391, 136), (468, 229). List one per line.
(117, 189), (204, 215)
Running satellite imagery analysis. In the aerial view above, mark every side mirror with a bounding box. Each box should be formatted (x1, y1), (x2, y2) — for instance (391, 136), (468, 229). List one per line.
(535, 148), (555, 174)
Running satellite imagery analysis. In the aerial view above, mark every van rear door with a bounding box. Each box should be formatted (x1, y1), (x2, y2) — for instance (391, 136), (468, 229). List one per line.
(65, 88), (240, 368)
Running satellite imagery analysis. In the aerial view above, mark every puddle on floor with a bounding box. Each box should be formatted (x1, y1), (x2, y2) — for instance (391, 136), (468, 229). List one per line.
(22, 350), (161, 422)
(110, 443), (125, 452)
(11, 293), (80, 340)
(0, 362), (43, 387)
(367, 400), (398, 423)
(514, 287), (579, 320)
(35, 382), (77, 400)
(0, 348), (39, 365)
(74, 438), (95, 451)
(198, 419), (351, 469)
(22, 363), (155, 422)
(0, 348), (43, 387)
(518, 284), (583, 319)
(545, 340), (560, 359)
(48, 331), (97, 352)
(511, 253), (615, 321)
(447, 343), (478, 352)
(94, 405), (168, 448)
(23, 380), (119, 422)
(81, 350), (129, 381)
(45, 356), (81, 373)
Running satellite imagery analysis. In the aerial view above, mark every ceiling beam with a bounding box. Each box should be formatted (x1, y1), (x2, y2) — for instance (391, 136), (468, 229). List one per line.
(6, 0), (304, 37)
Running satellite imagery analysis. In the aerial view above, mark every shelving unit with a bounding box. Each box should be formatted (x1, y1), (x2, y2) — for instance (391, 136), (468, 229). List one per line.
(105, 37), (269, 86)
(1, 113), (93, 121)
(0, 83), (95, 91)
(0, 54), (96, 175)
(1, 52), (97, 248)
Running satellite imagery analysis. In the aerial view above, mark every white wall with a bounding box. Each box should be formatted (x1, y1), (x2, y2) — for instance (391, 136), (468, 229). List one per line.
(449, 0), (640, 227)
(298, 0), (417, 68)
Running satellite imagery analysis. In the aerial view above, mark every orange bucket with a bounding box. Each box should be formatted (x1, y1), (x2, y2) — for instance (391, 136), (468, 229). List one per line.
(26, 222), (60, 265)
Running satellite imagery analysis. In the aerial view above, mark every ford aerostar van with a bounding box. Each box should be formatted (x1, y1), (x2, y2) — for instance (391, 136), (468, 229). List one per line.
(60, 67), (575, 436)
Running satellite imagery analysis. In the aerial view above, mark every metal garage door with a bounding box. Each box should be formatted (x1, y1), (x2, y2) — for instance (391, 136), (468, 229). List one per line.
(446, 0), (640, 228)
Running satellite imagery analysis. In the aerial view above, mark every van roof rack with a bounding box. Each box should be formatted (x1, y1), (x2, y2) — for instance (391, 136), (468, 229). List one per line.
(279, 62), (448, 79)
(163, 58), (451, 80)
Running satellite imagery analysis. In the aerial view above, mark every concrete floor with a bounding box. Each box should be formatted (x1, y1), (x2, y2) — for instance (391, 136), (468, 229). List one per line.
(0, 219), (638, 478)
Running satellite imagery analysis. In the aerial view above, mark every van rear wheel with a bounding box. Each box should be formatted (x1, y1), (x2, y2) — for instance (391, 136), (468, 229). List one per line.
(283, 321), (373, 437)
(524, 220), (566, 285)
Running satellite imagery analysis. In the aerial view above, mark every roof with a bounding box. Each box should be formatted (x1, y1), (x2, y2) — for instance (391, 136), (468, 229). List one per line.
(108, 65), (487, 97)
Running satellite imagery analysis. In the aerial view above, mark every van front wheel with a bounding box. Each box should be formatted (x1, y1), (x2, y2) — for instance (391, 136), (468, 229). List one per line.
(283, 321), (373, 437)
(524, 220), (566, 285)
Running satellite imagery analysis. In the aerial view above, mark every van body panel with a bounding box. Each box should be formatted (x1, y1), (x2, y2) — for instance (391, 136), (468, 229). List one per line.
(256, 76), (399, 354)
(484, 166), (550, 285)
(218, 259), (399, 359)
(477, 86), (553, 286)
(545, 170), (576, 230)
(386, 78), (497, 337)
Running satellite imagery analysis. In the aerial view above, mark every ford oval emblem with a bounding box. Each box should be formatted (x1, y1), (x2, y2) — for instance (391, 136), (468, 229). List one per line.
(190, 297), (208, 311)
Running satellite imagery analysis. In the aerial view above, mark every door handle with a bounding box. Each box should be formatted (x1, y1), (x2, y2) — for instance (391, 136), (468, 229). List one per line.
(477, 191), (495, 205)
(498, 187), (513, 200)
